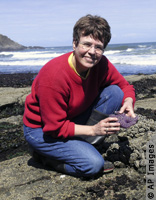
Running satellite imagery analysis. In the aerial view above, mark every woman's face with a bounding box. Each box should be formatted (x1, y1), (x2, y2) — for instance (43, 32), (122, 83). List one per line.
(72, 35), (104, 74)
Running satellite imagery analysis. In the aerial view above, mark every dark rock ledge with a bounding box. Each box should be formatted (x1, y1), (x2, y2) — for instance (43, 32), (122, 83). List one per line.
(0, 73), (156, 200)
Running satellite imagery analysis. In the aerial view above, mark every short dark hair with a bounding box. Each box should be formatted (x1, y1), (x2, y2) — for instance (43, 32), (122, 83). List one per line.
(73, 14), (111, 49)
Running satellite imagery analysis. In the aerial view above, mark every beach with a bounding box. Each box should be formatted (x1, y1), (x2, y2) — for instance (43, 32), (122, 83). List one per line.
(0, 72), (156, 199)
(0, 42), (156, 75)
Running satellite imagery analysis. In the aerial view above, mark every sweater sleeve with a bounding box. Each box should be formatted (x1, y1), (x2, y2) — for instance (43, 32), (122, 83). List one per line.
(101, 58), (136, 106)
(37, 85), (75, 138)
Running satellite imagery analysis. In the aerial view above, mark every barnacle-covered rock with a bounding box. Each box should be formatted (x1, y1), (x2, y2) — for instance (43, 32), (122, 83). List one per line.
(102, 114), (156, 173)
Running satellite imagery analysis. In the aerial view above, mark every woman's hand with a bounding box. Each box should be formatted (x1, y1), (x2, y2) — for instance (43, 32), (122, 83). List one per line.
(92, 117), (120, 136)
(119, 97), (136, 118)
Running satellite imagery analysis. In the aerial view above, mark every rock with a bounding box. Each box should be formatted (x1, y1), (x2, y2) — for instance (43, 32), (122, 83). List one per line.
(135, 98), (156, 110)
(0, 34), (26, 51)
(0, 87), (31, 107)
(0, 155), (146, 200)
(0, 115), (23, 125)
(0, 73), (37, 88)
(114, 161), (126, 168)
(0, 34), (44, 52)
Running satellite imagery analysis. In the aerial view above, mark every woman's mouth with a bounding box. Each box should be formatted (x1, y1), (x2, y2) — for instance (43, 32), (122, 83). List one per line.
(85, 56), (96, 63)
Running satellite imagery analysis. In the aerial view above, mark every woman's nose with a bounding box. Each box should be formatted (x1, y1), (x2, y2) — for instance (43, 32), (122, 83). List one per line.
(88, 46), (96, 54)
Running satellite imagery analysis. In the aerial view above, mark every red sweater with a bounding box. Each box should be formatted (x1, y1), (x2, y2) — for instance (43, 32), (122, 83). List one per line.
(23, 52), (135, 138)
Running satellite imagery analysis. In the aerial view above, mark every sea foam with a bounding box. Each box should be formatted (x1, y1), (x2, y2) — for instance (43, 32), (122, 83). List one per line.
(0, 42), (156, 75)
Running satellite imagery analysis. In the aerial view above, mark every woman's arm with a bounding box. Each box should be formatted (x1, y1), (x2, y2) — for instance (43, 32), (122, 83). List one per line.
(74, 117), (120, 136)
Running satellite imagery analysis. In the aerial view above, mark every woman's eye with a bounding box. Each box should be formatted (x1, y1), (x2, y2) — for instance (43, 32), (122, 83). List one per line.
(96, 46), (103, 50)
(84, 43), (91, 47)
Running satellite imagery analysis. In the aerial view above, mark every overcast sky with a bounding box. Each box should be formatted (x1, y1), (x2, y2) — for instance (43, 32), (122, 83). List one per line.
(0, 0), (156, 47)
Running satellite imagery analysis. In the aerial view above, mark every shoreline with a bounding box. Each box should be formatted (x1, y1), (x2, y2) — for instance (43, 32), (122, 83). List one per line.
(0, 72), (156, 87)
(0, 72), (37, 87)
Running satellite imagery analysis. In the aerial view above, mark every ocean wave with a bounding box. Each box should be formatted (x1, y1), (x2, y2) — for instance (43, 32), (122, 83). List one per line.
(106, 54), (156, 66)
(0, 53), (13, 58)
(126, 48), (134, 52)
(1, 53), (156, 67)
(106, 45), (130, 51)
(138, 45), (148, 48)
(104, 50), (121, 55)
(0, 42), (156, 75)
(1, 54), (156, 67)
(0, 60), (47, 66)
(0, 51), (63, 60)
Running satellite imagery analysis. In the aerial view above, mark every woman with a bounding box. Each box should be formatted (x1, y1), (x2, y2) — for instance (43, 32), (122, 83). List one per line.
(23, 14), (136, 177)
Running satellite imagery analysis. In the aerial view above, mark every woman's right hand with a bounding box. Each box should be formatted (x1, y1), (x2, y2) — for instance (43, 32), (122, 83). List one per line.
(92, 117), (120, 136)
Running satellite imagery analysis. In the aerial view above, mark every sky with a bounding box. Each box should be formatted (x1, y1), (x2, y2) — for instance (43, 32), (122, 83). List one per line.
(0, 0), (156, 47)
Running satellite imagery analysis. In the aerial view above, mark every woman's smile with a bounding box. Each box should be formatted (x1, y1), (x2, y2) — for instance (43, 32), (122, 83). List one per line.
(84, 55), (96, 63)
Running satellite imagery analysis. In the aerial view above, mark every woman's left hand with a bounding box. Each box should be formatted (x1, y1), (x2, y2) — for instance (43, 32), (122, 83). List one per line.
(119, 97), (136, 118)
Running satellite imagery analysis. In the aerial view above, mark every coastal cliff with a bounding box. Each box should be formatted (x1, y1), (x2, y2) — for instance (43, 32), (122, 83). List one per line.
(0, 73), (156, 200)
(0, 34), (26, 51)
(0, 34), (44, 52)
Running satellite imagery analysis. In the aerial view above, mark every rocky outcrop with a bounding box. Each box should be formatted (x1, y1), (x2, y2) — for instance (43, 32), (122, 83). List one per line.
(0, 87), (31, 107)
(0, 34), (26, 51)
(0, 155), (146, 200)
(0, 74), (156, 200)
(126, 74), (156, 111)
(0, 34), (44, 52)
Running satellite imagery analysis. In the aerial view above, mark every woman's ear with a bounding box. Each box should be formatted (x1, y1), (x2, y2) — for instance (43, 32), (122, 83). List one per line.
(73, 41), (76, 51)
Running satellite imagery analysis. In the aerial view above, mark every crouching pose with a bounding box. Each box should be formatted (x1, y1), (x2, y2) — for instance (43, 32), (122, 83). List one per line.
(23, 14), (136, 177)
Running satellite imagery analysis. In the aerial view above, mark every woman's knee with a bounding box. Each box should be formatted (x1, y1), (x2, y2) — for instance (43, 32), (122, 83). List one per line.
(79, 155), (104, 177)
(105, 85), (124, 101)
(97, 85), (124, 106)
(95, 85), (124, 114)
(106, 85), (124, 112)
(112, 85), (123, 99)
(89, 156), (104, 175)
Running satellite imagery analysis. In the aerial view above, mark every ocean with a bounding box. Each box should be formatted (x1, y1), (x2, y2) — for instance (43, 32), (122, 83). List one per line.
(0, 42), (156, 76)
